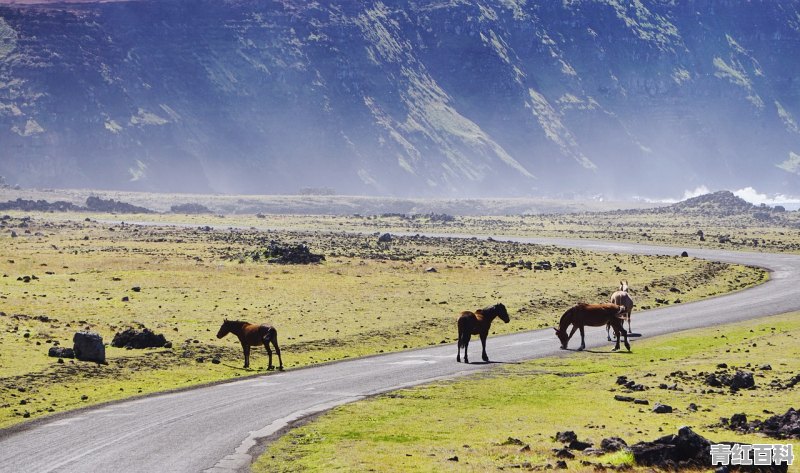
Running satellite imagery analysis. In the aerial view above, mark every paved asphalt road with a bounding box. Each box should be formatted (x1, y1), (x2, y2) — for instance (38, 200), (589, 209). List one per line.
(2, 235), (799, 473)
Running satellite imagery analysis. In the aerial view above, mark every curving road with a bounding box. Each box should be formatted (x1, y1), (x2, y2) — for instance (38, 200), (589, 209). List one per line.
(1, 236), (800, 473)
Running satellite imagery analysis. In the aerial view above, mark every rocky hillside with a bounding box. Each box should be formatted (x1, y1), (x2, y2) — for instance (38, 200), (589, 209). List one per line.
(1, 0), (799, 197)
(668, 190), (755, 214)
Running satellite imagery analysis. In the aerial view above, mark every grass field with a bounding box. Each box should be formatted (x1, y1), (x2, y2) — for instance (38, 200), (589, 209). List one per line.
(255, 312), (800, 472)
(0, 212), (765, 429)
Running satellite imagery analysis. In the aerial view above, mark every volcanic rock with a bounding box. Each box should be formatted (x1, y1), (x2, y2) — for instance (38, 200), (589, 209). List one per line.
(111, 327), (169, 349)
(73, 331), (105, 363)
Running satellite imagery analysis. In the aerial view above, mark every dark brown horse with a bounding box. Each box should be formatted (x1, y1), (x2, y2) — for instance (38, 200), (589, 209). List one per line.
(555, 303), (630, 352)
(216, 319), (283, 370)
(456, 303), (510, 363)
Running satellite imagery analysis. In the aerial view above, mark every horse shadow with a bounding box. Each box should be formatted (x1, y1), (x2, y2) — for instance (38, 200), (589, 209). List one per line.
(564, 348), (634, 354)
(466, 360), (521, 365)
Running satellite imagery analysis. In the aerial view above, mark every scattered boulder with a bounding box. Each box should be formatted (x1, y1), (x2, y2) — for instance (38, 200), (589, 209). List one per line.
(726, 408), (800, 439)
(568, 439), (592, 450)
(85, 196), (153, 214)
(600, 437), (628, 452)
(501, 437), (525, 446)
(705, 370), (755, 390)
(730, 371), (755, 390)
(555, 431), (577, 443)
(630, 426), (711, 468)
(261, 241), (325, 264)
(170, 203), (212, 214)
(653, 403), (673, 414)
(554, 448), (574, 459)
(111, 328), (169, 349)
(48, 346), (74, 359)
(73, 331), (106, 363)
(729, 413), (748, 430)
(756, 408), (800, 439)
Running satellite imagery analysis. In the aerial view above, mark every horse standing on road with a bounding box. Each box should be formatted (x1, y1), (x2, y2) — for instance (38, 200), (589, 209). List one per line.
(456, 303), (510, 363)
(216, 319), (283, 370)
(608, 280), (634, 340)
(555, 303), (630, 352)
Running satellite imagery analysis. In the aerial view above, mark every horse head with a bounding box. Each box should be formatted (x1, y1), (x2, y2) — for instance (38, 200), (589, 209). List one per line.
(216, 319), (231, 339)
(619, 280), (629, 292)
(554, 327), (568, 349)
(494, 303), (510, 323)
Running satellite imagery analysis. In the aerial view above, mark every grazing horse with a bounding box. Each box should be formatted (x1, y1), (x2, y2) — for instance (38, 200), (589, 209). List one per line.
(607, 280), (634, 340)
(555, 303), (630, 352)
(456, 303), (510, 363)
(216, 319), (283, 370)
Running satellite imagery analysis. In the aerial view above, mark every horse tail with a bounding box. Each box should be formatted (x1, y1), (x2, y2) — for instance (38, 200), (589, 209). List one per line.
(262, 326), (276, 345)
(456, 315), (466, 348)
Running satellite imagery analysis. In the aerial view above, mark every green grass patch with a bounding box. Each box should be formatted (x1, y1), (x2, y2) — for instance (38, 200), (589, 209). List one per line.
(257, 312), (800, 472)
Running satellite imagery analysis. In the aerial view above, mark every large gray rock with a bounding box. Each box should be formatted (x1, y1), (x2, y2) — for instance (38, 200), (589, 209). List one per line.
(73, 331), (105, 363)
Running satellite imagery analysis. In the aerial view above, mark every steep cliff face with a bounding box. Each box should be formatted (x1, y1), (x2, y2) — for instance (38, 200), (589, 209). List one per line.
(0, 0), (799, 197)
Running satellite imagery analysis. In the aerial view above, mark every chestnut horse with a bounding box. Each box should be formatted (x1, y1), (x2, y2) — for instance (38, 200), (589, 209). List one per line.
(555, 303), (630, 352)
(216, 319), (283, 370)
(456, 303), (510, 363)
(607, 280), (634, 340)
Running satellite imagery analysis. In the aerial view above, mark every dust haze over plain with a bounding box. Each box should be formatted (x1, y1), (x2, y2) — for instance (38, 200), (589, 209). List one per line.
(0, 0), (799, 204)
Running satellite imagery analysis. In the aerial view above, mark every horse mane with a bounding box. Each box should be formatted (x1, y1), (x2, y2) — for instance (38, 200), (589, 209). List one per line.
(223, 319), (248, 326)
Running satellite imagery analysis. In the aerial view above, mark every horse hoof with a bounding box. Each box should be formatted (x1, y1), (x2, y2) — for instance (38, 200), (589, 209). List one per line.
(612, 347), (619, 352)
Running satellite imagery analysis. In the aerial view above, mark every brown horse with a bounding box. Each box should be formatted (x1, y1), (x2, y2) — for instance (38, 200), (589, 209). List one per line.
(216, 319), (283, 370)
(555, 303), (630, 352)
(456, 303), (510, 363)
(607, 280), (634, 340)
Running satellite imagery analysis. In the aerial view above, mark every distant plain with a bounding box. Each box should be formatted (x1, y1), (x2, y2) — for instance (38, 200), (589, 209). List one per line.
(0, 189), (775, 428)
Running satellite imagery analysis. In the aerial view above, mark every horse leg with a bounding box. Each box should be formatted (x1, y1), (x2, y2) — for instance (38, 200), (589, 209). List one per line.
(263, 339), (273, 371)
(463, 335), (470, 364)
(272, 335), (283, 371)
(621, 326), (631, 352)
(578, 326), (586, 351)
(480, 332), (489, 362)
(627, 309), (632, 334)
(456, 327), (463, 363)
(606, 322), (612, 341)
(242, 343), (251, 369)
(564, 325), (578, 345)
(611, 323), (621, 351)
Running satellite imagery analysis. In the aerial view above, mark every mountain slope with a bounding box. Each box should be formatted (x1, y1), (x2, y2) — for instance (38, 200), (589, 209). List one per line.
(0, 0), (799, 197)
